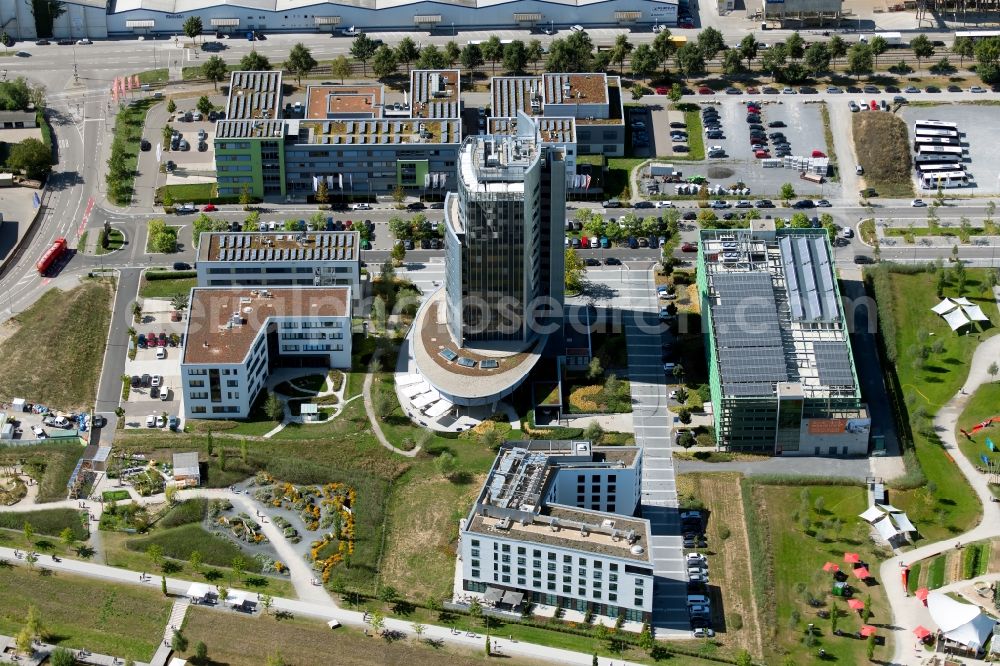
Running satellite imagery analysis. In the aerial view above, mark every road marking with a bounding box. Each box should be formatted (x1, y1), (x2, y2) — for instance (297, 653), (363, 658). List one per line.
(77, 197), (95, 238)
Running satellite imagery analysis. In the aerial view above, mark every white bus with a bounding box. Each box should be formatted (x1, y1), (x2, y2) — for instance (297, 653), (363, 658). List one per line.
(914, 136), (961, 147)
(954, 30), (1000, 42)
(920, 171), (969, 189)
(914, 127), (960, 139)
(917, 163), (965, 173)
(915, 144), (965, 156)
(914, 120), (960, 131)
(914, 153), (964, 164)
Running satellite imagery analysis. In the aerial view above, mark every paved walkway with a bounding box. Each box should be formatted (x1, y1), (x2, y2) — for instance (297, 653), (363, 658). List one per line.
(363, 348), (419, 458)
(0, 546), (645, 666)
(879, 333), (1000, 665)
(619, 267), (688, 634)
(148, 598), (189, 666)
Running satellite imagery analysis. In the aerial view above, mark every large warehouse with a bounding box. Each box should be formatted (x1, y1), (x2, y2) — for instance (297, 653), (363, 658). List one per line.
(697, 224), (870, 456)
(0, 0), (677, 40)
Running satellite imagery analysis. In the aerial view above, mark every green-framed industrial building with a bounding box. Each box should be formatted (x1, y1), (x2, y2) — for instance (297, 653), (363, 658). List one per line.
(697, 223), (870, 455)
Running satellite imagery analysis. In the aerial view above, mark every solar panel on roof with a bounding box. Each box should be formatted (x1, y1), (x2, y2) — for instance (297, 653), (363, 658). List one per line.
(814, 340), (855, 386)
(724, 382), (774, 397)
(457, 357), (476, 368)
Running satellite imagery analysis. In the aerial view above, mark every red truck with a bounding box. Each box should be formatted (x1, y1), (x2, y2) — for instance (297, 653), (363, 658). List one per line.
(36, 237), (67, 275)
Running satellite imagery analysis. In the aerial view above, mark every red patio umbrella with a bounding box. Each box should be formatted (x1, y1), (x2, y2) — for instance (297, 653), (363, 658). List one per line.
(853, 566), (871, 579)
(915, 587), (929, 602)
(914, 625), (932, 640)
(823, 562), (840, 572)
(844, 552), (861, 564)
(860, 625), (878, 637)
(848, 599), (865, 611)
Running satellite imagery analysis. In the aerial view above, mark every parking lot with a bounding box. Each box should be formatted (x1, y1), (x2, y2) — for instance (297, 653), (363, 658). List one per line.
(898, 104), (1000, 195)
(122, 299), (185, 428)
(163, 115), (216, 179)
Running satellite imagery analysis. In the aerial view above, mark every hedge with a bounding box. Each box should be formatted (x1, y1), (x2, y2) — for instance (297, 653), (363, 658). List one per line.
(145, 270), (197, 281)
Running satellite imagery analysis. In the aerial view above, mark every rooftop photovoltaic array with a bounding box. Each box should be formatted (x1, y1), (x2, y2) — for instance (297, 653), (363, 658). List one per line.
(718, 347), (788, 383)
(780, 236), (839, 323)
(813, 341), (855, 386)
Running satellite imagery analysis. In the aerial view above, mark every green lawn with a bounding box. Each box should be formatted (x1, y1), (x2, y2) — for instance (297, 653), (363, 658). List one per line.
(126, 523), (264, 572)
(157, 182), (218, 204)
(95, 229), (125, 255)
(955, 381), (1000, 471)
(605, 157), (646, 200)
(680, 109), (705, 161)
(0, 565), (171, 661)
(102, 490), (131, 502)
(139, 276), (197, 300)
(928, 554), (947, 589)
(145, 223), (180, 254)
(0, 508), (87, 540)
(748, 482), (893, 664)
(133, 69), (168, 84)
(0, 281), (113, 411)
(879, 268), (989, 540)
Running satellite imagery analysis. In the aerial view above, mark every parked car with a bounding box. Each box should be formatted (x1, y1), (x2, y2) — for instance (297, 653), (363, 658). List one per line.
(156, 347), (167, 359)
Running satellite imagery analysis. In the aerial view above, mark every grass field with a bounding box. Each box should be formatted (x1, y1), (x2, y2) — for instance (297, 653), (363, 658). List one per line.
(955, 381), (1000, 470)
(0, 565), (171, 661)
(677, 473), (762, 657)
(0, 508), (87, 540)
(134, 69), (168, 84)
(879, 268), (988, 540)
(0, 441), (84, 503)
(139, 276), (197, 300)
(852, 112), (915, 198)
(681, 109), (706, 161)
(103, 490), (131, 502)
(0, 281), (113, 410)
(126, 523), (264, 572)
(95, 229), (125, 255)
(605, 157), (646, 200)
(746, 482), (893, 664)
(175, 605), (521, 666)
(157, 182), (218, 204)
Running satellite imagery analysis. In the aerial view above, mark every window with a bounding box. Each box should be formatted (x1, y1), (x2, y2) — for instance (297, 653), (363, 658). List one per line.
(548, 562), (556, 571)
(578, 588), (586, 596)
(501, 555), (510, 564)
(579, 558), (587, 566)
(502, 544), (510, 552)
(472, 569), (480, 578)
(471, 539), (480, 547)
(594, 571), (602, 580)
(502, 575), (510, 583)
(562, 585), (571, 594)
(563, 565), (571, 574)
(564, 555), (571, 563)
(533, 549), (541, 558)
(472, 559), (480, 568)
(609, 593), (617, 602)
(518, 578), (526, 586)
(609, 583), (617, 591)
(635, 578), (644, 587)
(188, 380), (205, 388)
(517, 568), (525, 576)
(471, 548), (480, 558)
(547, 583), (556, 591)
(517, 557), (525, 566)
(517, 547), (526, 555)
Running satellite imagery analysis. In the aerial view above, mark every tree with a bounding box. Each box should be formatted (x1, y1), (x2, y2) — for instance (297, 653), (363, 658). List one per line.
(147, 544), (165, 570)
(722, 49), (743, 75)
(189, 550), (203, 573)
(206, 430), (214, 456)
(546, 32), (593, 72)
(24, 552), (37, 570)
(171, 629), (188, 653)
(266, 653), (287, 666)
(779, 182), (796, 204)
(231, 555), (246, 584)
(434, 450), (457, 478)
(586, 356), (603, 380)
(738, 33), (759, 70)
(910, 34), (934, 69)
(480, 427), (502, 451)
(503, 40), (529, 74)
(610, 34), (633, 74)
(195, 96), (212, 118)
(23, 521), (33, 542)
(350, 34), (378, 76)
(804, 42), (831, 76)
(182, 16), (203, 42)
(264, 392), (284, 421)
(284, 43), (317, 85)
(218, 587), (229, 604)
(165, 484), (177, 505)
(194, 641), (208, 664)
(412, 622), (426, 641)
(678, 407), (692, 424)
(166, 98), (177, 114)
(395, 36), (419, 74)
(260, 593), (273, 615)
(469, 598), (483, 619)
(735, 650), (753, 666)
(416, 45), (448, 70)
(697, 27), (725, 61)
(675, 44), (706, 78)
(240, 50), (271, 71)
(584, 421), (604, 443)
(954, 36), (975, 66)
(330, 55), (352, 85)
(669, 83), (683, 103)
(460, 43), (484, 83)
(677, 430), (695, 448)
(828, 34), (848, 65)
(565, 248), (585, 293)
(25, 605), (43, 640)
(8, 138), (52, 180)
(369, 610), (385, 635)
(526, 39), (545, 72)
(652, 29), (678, 76)
(59, 526), (75, 547)
(868, 35), (888, 68)
(391, 240), (406, 264)
(483, 35), (504, 73)
(761, 42), (788, 79)
(371, 46), (398, 80)
(631, 43), (657, 79)
(785, 32), (805, 59)
(15, 627), (32, 656)
(50, 648), (74, 666)
(444, 41), (461, 66)
(202, 56), (228, 90)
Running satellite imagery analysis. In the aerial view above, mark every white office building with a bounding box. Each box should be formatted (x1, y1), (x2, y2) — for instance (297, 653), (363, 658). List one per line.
(195, 231), (361, 306)
(460, 440), (652, 623)
(180, 286), (351, 419)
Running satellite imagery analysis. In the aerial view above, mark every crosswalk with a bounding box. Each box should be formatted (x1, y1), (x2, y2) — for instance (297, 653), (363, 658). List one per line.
(618, 267), (689, 634)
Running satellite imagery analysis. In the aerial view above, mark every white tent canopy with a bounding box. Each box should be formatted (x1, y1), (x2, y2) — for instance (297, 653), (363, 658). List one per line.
(932, 298), (958, 315)
(859, 506), (885, 523)
(891, 511), (917, 533)
(395, 373), (423, 387)
(944, 307), (972, 331)
(953, 297), (974, 306)
(402, 382), (430, 399)
(927, 591), (998, 649)
(877, 504), (903, 513)
(425, 399), (453, 418)
(872, 515), (898, 542)
(964, 304), (990, 322)
(226, 590), (249, 607)
(411, 390), (441, 409)
(186, 583), (214, 601)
